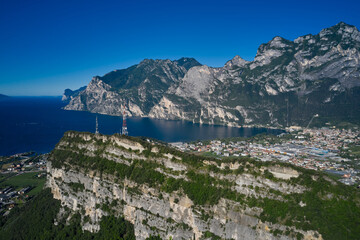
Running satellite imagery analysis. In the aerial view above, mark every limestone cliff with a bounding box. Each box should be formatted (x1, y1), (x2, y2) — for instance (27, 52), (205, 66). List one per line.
(43, 131), (360, 239)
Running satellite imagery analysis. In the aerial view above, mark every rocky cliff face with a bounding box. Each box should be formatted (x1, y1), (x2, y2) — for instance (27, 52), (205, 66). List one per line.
(64, 22), (360, 127)
(46, 131), (356, 239)
(64, 58), (201, 116)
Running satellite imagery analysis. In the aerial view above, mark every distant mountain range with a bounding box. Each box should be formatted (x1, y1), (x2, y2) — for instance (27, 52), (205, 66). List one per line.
(63, 22), (360, 128)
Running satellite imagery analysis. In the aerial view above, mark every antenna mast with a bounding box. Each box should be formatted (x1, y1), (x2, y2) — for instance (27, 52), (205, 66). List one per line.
(95, 115), (99, 135)
(122, 104), (128, 135)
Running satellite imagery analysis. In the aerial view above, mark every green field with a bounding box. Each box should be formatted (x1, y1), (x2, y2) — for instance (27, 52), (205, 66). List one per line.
(199, 151), (220, 158)
(0, 173), (15, 182)
(324, 171), (343, 180)
(0, 172), (46, 196)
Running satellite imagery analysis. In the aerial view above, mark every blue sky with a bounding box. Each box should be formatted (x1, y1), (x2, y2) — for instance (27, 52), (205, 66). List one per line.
(1, 0), (359, 96)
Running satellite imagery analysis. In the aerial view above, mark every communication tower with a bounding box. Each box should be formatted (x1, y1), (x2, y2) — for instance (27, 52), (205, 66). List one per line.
(122, 104), (128, 135)
(95, 115), (99, 135)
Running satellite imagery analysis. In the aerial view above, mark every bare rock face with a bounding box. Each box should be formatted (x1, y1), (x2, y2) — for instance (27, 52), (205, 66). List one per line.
(46, 132), (327, 240)
(224, 55), (249, 70)
(175, 65), (216, 103)
(64, 77), (131, 116)
(148, 97), (184, 120)
(268, 166), (300, 180)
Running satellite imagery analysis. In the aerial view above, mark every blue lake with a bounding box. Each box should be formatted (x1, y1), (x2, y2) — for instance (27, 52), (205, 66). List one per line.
(0, 97), (283, 156)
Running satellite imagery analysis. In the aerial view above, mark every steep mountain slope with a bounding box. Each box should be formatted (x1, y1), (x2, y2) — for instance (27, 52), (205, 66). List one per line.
(64, 58), (201, 116)
(45, 131), (360, 240)
(64, 22), (360, 127)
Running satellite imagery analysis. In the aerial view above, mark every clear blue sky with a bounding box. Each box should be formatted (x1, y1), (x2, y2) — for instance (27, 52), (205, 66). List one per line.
(1, 0), (359, 96)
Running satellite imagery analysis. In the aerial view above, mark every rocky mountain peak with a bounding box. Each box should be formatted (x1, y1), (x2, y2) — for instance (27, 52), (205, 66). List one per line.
(330, 21), (358, 33)
(294, 34), (315, 44)
(251, 37), (293, 69)
(138, 58), (155, 65)
(268, 36), (292, 48)
(137, 58), (170, 69)
(224, 55), (248, 69)
(256, 36), (293, 52)
(137, 58), (201, 69)
(174, 57), (202, 70)
(319, 22), (360, 43)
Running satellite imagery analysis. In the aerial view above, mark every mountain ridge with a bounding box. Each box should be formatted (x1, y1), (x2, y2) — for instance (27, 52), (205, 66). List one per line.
(64, 22), (360, 127)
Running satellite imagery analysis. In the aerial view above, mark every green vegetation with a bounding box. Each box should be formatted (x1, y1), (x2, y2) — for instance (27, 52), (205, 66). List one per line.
(52, 149), (165, 189)
(203, 231), (221, 240)
(0, 188), (135, 240)
(339, 144), (360, 171)
(341, 144), (360, 161)
(68, 182), (85, 192)
(0, 172), (15, 183)
(180, 171), (240, 205)
(0, 172), (46, 196)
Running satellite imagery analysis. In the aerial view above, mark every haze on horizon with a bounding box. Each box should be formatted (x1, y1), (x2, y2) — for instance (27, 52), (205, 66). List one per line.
(1, 0), (360, 96)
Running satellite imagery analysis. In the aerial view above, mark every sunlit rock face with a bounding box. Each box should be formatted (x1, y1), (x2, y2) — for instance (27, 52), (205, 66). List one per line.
(47, 131), (323, 240)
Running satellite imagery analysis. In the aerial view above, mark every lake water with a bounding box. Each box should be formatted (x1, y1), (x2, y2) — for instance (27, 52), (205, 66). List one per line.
(0, 97), (283, 156)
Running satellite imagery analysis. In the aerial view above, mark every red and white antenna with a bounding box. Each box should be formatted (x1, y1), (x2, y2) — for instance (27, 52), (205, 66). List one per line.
(121, 103), (128, 135)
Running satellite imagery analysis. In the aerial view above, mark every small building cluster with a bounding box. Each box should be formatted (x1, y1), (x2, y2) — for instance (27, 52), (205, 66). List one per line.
(0, 152), (48, 215)
(1, 153), (47, 174)
(0, 186), (32, 214)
